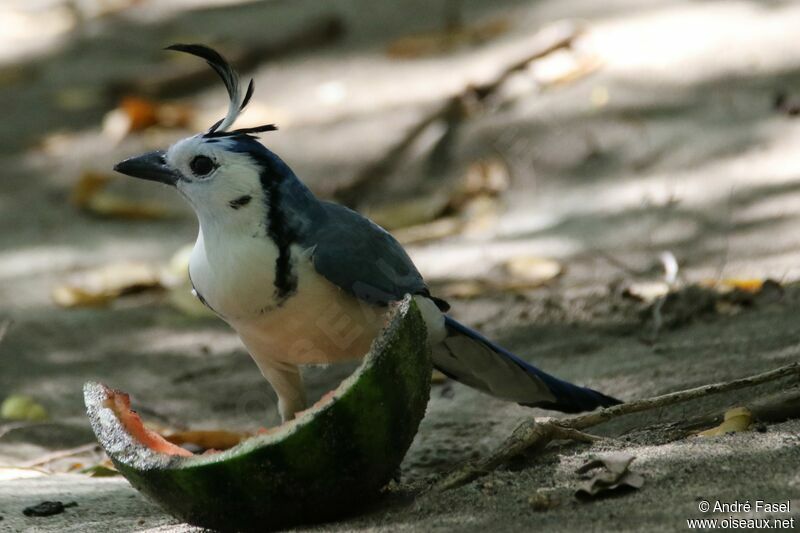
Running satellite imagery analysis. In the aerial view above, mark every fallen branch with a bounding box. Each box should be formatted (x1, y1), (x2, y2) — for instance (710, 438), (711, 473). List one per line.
(334, 21), (582, 207)
(669, 387), (800, 436)
(19, 442), (101, 468)
(436, 362), (800, 490)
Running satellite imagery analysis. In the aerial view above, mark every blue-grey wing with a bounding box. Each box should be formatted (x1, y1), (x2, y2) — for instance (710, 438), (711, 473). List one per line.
(307, 201), (435, 307)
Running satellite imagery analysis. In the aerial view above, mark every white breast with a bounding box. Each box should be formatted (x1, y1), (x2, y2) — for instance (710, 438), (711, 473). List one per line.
(189, 226), (390, 366)
(189, 227), (281, 320)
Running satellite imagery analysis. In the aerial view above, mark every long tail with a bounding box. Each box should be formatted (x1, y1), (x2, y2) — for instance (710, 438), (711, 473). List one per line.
(432, 316), (621, 413)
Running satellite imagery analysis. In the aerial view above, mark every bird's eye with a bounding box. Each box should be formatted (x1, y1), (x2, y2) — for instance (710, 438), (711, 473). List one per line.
(190, 155), (215, 176)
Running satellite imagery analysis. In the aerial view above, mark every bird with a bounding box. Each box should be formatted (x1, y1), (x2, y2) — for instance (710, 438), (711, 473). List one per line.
(114, 44), (621, 423)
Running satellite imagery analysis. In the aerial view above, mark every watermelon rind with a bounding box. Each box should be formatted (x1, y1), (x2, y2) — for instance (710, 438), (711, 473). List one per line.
(84, 295), (431, 532)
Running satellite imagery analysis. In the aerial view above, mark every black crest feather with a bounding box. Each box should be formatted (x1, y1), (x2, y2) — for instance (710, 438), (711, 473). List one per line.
(165, 43), (276, 138)
(240, 79), (255, 111)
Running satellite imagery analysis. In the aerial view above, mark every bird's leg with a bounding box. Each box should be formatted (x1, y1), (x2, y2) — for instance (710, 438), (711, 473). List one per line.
(253, 359), (307, 423)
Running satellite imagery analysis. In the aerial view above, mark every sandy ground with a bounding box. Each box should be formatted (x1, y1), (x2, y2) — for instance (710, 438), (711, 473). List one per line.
(1, 0), (800, 531)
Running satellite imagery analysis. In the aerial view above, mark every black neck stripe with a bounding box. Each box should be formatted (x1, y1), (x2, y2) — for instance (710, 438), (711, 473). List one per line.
(262, 175), (297, 302)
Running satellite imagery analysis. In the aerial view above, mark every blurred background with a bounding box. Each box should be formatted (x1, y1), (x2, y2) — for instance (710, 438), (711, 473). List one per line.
(2, 0), (800, 531)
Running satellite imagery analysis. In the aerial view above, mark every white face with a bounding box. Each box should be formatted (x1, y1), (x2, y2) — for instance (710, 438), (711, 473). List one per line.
(166, 135), (266, 227)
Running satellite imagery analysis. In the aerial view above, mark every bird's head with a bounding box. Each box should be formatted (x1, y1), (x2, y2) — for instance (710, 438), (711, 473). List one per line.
(113, 44), (302, 224)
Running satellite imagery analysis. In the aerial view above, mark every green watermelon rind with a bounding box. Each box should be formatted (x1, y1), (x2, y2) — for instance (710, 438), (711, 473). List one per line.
(84, 296), (431, 532)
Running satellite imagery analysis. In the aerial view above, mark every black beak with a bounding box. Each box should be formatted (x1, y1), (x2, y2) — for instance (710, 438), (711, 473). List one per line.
(113, 150), (180, 186)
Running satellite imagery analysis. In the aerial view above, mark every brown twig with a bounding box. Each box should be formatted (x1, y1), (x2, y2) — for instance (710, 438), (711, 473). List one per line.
(334, 22), (582, 207)
(436, 362), (800, 490)
(19, 442), (101, 468)
(660, 387), (800, 437)
(566, 363), (799, 430)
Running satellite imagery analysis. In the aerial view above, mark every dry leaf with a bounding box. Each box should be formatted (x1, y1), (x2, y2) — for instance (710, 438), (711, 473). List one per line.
(590, 86), (610, 108)
(431, 369), (449, 384)
(387, 18), (510, 58)
(70, 171), (110, 207)
(452, 158), (509, 236)
(696, 407), (753, 437)
(80, 464), (120, 477)
(531, 51), (603, 87)
(460, 195), (501, 236)
(164, 244), (217, 318)
(576, 452), (635, 476)
(528, 489), (561, 511)
(102, 108), (133, 143)
(1, 394), (48, 422)
(120, 96), (159, 131)
(714, 279), (764, 294)
(165, 430), (249, 452)
(366, 157), (507, 241)
(0, 466), (49, 481)
(52, 262), (163, 308)
(72, 0), (145, 19)
(503, 257), (563, 286)
(622, 281), (670, 303)
(168, 286), (216, 318)
(70, 171), (172, 220)
(84, 194), (171, 220)
(119, 96), (193, 131)
(103, 96), (193, 141)
(453, 157), (509, 209)
(366, 192), (452, 230)
(163, 244), (194, 285)
(437, 257), (562, 298)
(55, 87), (103, 111)
(575, 452), (644, 499)
(394, 217), (463, 245)
(438, 280), (490, 299)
